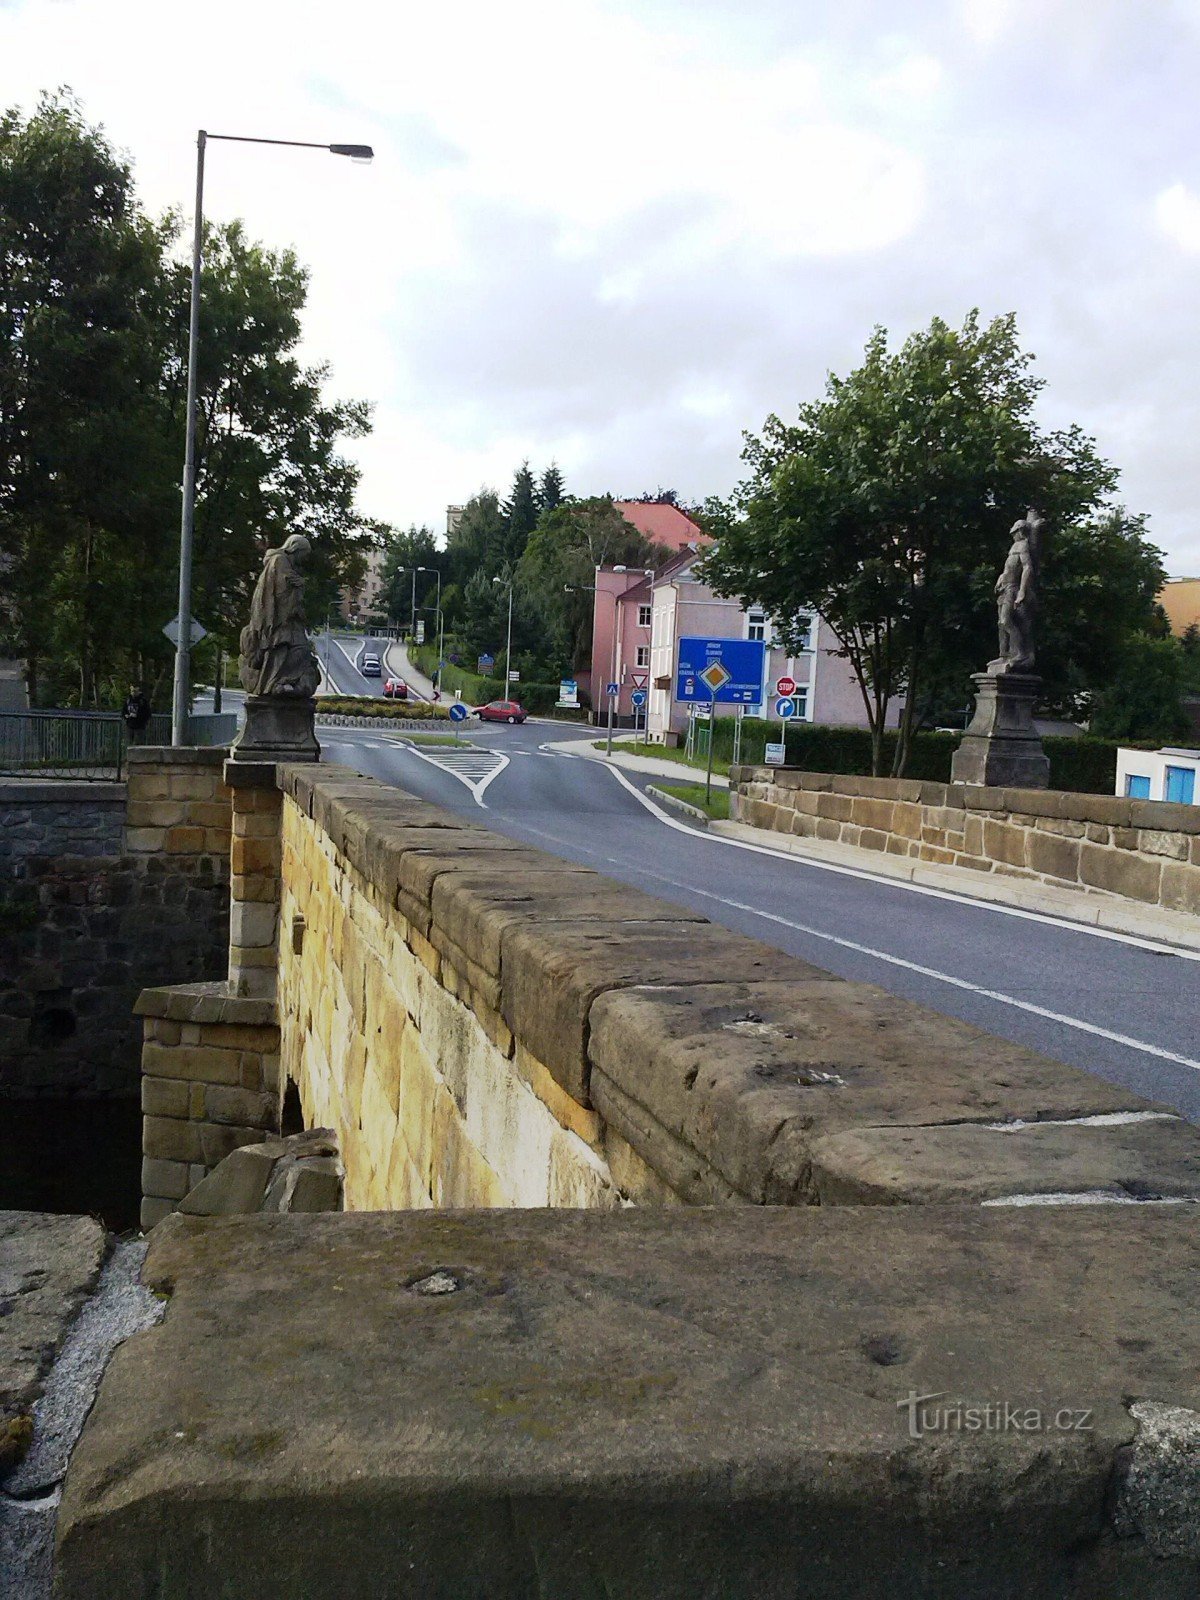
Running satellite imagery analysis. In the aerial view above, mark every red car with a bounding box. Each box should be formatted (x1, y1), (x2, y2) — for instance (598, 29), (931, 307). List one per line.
(383, 678), (408, 700)
(474, 699), (526, 724)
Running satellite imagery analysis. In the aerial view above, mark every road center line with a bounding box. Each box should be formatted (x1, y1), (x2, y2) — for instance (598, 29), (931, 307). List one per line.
(510, 796), (1200, 1078)
(582, 752), (1200, 965)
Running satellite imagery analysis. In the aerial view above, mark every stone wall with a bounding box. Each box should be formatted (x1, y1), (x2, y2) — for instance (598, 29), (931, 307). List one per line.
(135, 982), (281, 1229)
(0, 753), (230, 1096)
(731, 765), (1200, 916)
(260, 764), (1200, 1214)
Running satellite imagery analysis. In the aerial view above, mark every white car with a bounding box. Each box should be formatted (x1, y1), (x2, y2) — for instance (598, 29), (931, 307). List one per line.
(360, 654), (381, 678)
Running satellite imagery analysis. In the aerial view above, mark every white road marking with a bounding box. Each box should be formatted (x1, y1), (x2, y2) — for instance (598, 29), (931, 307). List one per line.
(400, 742), (509, 808)
(520, 760), (1200, 1077)
(586, 753), (1200, 965)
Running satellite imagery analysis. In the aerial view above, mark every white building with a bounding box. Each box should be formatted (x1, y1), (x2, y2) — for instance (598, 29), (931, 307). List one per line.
(1116, 747), (1200, 805)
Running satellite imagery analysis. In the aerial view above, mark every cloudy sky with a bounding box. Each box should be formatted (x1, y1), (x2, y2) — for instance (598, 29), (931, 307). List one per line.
(3, 0), (1199, 572)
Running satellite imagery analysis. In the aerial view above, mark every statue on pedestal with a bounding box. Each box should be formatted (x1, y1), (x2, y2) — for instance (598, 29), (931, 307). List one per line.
(950, 508), (1049, 790)
(239, 534), (321, 698)
(229, 534), (321, 764)
(990, 508), (1045, 675)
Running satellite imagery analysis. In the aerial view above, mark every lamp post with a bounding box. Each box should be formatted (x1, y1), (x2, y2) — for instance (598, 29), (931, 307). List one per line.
(492, 576), (513, 698)
(170, 130), (374, 746)
(417, 566), (442, 694)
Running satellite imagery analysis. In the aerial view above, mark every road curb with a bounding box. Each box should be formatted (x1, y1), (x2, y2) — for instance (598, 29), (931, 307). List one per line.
(316, 715), (449, 732)
(645, 784), (710, 827)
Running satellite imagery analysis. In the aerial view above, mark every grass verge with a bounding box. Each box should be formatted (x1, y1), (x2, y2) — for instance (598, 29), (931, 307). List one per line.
(592, 738), (733, 778)
(655, 782), (731, 822)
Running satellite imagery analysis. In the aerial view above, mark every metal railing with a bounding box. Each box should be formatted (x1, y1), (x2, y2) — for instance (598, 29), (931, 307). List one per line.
(0, 709), (235, 781)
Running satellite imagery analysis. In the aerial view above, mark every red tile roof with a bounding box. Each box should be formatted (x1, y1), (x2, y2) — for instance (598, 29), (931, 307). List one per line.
(614, 501), (708, 551)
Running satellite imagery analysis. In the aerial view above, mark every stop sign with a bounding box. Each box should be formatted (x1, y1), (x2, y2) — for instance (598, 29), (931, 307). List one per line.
(776, 675), (796, 697)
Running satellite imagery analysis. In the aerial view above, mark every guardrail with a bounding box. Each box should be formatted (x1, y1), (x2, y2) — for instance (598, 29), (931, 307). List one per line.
(0, 709), (236, 780)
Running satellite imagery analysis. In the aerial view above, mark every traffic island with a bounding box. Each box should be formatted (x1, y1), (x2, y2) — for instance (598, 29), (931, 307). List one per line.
(55, 1207), (1200, 1599)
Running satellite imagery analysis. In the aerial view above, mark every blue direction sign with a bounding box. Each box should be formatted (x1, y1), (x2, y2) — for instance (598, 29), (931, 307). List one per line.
(775, 695), (797, 719)
(448, 702), (468, 723)
(606, 681), (620, 698)
(630, 689), (647, 708)
(676, 637), (765, 705)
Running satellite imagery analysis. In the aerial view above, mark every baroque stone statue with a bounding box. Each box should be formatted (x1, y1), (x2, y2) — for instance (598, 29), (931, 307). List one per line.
(239, 534), (321, 698)
(990, 507), (1045, 675)
(950, 507), (1050, 789)
(229, 533), (321, 764)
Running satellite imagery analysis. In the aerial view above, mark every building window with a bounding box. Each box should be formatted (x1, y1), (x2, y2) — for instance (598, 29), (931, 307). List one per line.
(636, 645), (650, 668)
(747, 611), (766, 642)
(637, 604), (652, 628)
(1165, 765), (1196, 805)
(794, 615), (813, 652)
(794, 688), (809, 721)
(1125, 773), (1151, 799)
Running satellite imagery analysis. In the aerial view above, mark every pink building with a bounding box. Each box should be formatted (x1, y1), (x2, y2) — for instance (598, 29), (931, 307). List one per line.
(586, 503), (708, 722)
(640, 550), (886, 741)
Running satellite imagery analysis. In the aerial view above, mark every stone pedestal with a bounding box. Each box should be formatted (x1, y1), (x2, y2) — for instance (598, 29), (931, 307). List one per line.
(229, 695), (320, 764)
(950, 672), (1049, 789)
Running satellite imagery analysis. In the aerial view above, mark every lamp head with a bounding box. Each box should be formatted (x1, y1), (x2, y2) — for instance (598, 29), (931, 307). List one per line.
(329, 143), (374, 164)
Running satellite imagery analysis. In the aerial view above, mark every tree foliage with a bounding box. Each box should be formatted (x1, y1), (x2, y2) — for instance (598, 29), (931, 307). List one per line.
(517, 497), (659, 670)
(702, 312), (1133, 773)
(0, 92), (375, 708)
(1088, 633), (1191, 742)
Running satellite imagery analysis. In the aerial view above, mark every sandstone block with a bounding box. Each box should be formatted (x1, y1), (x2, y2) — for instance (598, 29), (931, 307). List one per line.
(982, 819), (1028, 869)
(1138, 830), (1189, 861)
(143, 1114), (203, 1164)
(141, 1156), (191, 1201)
(1026, 830), (1081, 884)
(1078, 843), (1162, 903)
(141, 1041), (244, 1086)
(141, 1077), (190, 1119)
(138, 1196), (174, 1229)
(1160, 862), (1200, 916)
(230, 900), (278, 949)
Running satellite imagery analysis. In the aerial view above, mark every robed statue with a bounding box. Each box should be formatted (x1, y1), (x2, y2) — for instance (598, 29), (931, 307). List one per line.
(989, 508), (1045, 675)
(239, 534), (321, 698)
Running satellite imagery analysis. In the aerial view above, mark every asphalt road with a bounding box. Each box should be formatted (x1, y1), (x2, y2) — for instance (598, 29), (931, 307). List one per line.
(318, 719), (1200, 1123)
(318, 632), (388, 697)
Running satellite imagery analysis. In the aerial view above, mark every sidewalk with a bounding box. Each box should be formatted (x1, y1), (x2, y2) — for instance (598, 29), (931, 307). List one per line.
(711, 817), (1200, 954)
(539, 734), (729, 789)
(384, 640), (440, 703)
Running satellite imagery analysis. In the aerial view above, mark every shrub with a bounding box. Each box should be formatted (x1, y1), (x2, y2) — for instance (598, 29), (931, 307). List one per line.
(725, 717), (1155, 795)
(317, 697), (450, 721)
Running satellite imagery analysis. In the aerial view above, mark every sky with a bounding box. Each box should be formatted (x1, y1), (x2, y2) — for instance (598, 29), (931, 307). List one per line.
(3, 0), (1200, 573)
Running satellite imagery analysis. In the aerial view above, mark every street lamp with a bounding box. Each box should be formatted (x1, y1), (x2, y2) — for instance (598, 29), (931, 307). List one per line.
(170, 130), (374, 746)
(417, 567), (442, 694)
(492, 576), (513, 698)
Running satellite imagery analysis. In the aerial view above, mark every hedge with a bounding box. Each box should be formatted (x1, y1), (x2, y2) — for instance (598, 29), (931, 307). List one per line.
(723, 718), (1154, 795)
(317, 696), (450, 721)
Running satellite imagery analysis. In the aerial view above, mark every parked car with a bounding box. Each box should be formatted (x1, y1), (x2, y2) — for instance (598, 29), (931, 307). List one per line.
(383, 677), (408, 700)
(360, 654), (382, 677)
(474, 699), (526, 725)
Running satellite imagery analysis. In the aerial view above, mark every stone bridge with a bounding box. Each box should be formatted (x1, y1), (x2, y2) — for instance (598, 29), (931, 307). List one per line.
(31, 751), (1200, 1594)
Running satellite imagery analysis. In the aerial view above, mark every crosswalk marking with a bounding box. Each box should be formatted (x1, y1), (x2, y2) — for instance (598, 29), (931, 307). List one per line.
(400, 743), (509, 807)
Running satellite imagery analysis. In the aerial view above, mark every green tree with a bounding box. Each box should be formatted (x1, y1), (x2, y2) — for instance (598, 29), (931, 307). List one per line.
(502, 460), (539, 566)
(380, 524), (442, 629)
(517, 497), (659, 672)
(0, 91), (167, 704)
(1089, 633), (1190, 742)
(1180, 621), (1200, 694)
(703, 313), (1117, 774)
(0, 92), (377, 709)
(446, 489), (507, 597)
(538, 462), (565, 514)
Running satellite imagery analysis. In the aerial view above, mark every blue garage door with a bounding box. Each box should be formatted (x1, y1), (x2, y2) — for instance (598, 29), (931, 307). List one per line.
(1165, 766), (1196, 806)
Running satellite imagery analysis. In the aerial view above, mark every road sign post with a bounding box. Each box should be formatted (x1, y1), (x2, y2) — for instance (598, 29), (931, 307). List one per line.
(630, 687), (648, 748)
(448, 699), (468, 745)
(705, 701), (717, 803)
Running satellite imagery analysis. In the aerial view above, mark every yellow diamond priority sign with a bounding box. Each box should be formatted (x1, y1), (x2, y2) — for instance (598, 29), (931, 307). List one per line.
(700, 660), (731, 695)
